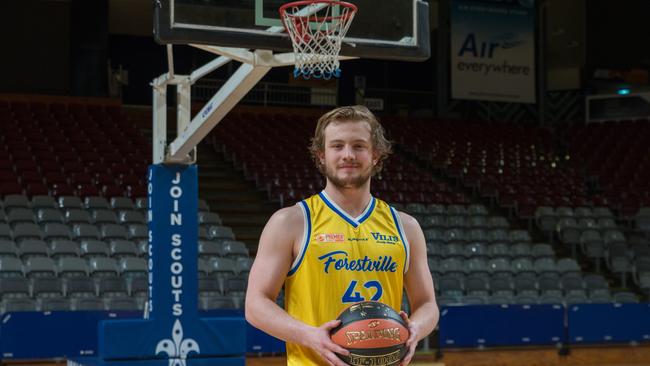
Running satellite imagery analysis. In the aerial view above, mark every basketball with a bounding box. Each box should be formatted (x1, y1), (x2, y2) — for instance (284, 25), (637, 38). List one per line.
(330, 301), (410, 366)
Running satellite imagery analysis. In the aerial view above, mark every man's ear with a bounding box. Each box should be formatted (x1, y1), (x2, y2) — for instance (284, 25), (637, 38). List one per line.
(317, 150), (325, 165)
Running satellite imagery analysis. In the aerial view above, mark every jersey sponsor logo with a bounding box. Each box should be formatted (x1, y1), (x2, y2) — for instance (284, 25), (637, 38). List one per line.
(370, 232), (400, 245)
(318, 250), (398, 274)
(316, 233), (345, 243)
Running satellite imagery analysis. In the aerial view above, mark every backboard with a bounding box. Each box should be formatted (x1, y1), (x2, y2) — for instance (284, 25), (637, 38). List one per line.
(154, 0), (430, 61)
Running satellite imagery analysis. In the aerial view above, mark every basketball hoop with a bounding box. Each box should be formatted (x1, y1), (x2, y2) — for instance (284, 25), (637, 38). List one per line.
(280, 0), (357, 79)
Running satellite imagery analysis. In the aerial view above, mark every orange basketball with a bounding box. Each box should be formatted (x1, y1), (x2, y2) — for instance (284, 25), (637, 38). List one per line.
(330, 301), (409, 366)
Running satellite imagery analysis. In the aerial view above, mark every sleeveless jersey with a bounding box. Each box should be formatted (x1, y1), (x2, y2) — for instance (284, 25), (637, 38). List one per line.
(284, 191), (410, 366)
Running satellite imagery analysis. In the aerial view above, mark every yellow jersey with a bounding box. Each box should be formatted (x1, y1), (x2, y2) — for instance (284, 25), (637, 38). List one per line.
(284, 191), (410, 366)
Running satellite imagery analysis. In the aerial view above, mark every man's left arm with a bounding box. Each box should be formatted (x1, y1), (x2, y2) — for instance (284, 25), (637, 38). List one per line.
(398, 212), (439, 366)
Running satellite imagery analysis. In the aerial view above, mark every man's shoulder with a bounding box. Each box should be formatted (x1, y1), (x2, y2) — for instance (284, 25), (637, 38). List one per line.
(267, 204), (305, 228)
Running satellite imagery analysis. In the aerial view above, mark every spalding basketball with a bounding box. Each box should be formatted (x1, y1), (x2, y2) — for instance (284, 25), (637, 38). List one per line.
(330, 301), (409, 366)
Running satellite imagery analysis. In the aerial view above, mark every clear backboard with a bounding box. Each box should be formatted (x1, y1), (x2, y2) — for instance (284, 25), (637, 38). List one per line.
(154, 0), (430, 61)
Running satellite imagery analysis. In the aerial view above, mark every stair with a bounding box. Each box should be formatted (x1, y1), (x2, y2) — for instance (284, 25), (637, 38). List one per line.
(196, 142), (277, 254)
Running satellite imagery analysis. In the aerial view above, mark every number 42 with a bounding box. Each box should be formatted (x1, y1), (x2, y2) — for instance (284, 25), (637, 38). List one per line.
(342, 280), (383, 303)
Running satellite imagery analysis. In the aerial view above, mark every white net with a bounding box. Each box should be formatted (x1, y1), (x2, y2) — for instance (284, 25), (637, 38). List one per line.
(280, 1), (357, 79)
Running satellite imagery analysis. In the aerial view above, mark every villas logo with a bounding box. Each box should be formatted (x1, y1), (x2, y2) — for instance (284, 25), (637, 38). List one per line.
(371, 232), (399, 245)
(316, 233), (345, 243)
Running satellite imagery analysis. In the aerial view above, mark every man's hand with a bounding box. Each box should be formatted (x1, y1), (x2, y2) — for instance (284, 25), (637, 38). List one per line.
(399, 311), (420, 366)
(303, 320), (350, 366)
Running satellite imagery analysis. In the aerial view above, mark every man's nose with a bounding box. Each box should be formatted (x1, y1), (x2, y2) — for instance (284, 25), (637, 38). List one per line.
(342, 145), (354, 159)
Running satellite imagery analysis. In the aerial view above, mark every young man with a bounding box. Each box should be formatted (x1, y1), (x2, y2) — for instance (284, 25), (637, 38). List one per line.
(245, 105), (438, 366)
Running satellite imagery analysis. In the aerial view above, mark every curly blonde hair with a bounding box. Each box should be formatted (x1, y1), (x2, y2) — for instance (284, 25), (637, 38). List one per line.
(309, 105), (392, 176)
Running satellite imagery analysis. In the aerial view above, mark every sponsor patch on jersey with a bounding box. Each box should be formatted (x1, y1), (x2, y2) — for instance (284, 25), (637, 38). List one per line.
(371, 232), (400, 245)
(315, 233), (345, 243)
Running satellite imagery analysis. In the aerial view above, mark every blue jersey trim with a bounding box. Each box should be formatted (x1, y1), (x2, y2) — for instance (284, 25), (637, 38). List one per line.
(288, 201), (311, 276)
(390, 206), (410, 273)
(318, 192), (359, 228)
(357, 197), (376, 224)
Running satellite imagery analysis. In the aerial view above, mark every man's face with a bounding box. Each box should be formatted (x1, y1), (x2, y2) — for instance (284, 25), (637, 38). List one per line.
(319, 120), (377, 189)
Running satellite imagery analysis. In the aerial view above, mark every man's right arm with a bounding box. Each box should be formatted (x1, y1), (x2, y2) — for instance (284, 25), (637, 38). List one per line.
(244, 206), (349, 365)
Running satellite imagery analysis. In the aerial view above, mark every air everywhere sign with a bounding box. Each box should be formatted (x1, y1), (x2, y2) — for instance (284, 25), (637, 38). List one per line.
(451, 0), (536, 103)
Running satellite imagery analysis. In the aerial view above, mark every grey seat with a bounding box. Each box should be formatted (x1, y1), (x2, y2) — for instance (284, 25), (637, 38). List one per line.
(488, 243), (511, 258)
(438, 276), (464, 298)
(561, 276), (586, 296)
(488, 229), (510, 243)
(74, 298), (106, 311)
(427, 243), (442, 259)
(32, 277), (64, 298)
(515, 294), (539, 305)
(557, 218), (580, 245)
(589, 292), (613, 303)
(84, 196), (110, 210)
(129, 277), (148, 297)
(0, 257), (24, 277)
(235, 257), (253, 275)
(447, 205), (467, 216)
(488, 294), (514, 305)
(488, 217), (510, 229)
(446, 216), (468, 230)
(489, 275), (514, 296)
(210, 257), (237, 276)
(580, 230), (605, 271)
(73, 224), (101, 240)
(0, 224), (11, 240)
(198, 258), (212, 278)
(633, 258), (650, 293)
(110, 197), (135, 211)
(511, 242), (532, 258)
(39, 297), (72, 311)
(593, 207), (614, 219)
(24, 257), (57, 277)
(514, 274), (537, 296)
(443, 229), (465, 244)
(613, 291), (639, 303)
(100, 224), (128, 241)
(97, 277), (129, 297)
(225, 274), (247, 294)
(557, 258), (581, 274)
(535, 207), (557, 234)
(462, 294), (487, 305)
(198, 240), (226, 258)
(80, 239), (110, 258)
(198, 227), (210, 240)
(584, 274), (609, 295)
(426, 204), (445, 215)
(109, 240), (139, 258)
(509, 230), (531, 243)
(441, 243), (464, 258)
(438, 258), (464, 277)
(603, 230), (626, 246)
(533, 257), (558, 275)
(468, 216), (488, 229)
(202, 295), (236, 310)
(538, 294), (563, 305)
(467, 204), (488, 217)
(464, 275), (489, 296)
(6, 208), (36, 225)
(118, 210), (146, 225)
(464, 242), (488, 258)
(511, 257), (535, 275)
(65, 209), (92, 224)
(12, 223), (44, 241)
(555, 207), (575, 220)
(58, 196), (83, 210)
(199, 277), (222, 296)
(92, 209), (118, 224)
(2, 298), (37, 312)
(405, 203), (427, 215)
(31, 196), (56, 209)
(222, 241), (249, 258)
(17, 239), (50, 259)
(106, 297), (139, 311)
(43, 223), (73, 241)
(57, 257), (89, 277)
(531, 243), (554, 258)
(4, 195), (30, 210)
(88, 257), (119, 277)
(66, 277), (96, 298)
(36, 208), (64, 224)
(578, 218), (598, 230)
(487, 257), (511, 275)
(118, 257), (147, 278)
(127, 224), (148, 240)
(0, 277), (31, 298)
(208, 226), (236, 240)
(465, 257), (489, 275)
(424, 229), (443, 242)
(422, 215), (446, 229)
(606, 243), (632, 287)
(0, 240), (18, 258)
(574, 207), (595, 219)
(134, 197), (148, 211)
(466, 229), (489, 244)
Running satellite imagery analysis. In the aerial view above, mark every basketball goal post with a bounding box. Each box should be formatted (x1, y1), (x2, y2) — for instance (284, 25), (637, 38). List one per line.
(153, 1), (356, 164)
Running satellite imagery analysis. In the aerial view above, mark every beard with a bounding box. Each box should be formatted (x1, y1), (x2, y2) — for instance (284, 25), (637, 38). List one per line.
(324, 164), (372, 189)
